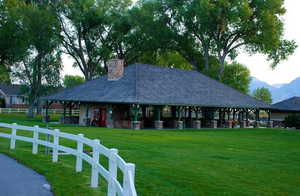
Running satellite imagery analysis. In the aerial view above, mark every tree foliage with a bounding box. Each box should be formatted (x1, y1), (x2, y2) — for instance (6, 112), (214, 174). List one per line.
(63, 75), (85, 88)
(137, 51), (193, 70)
(134, 0), (296, 78)
(11, 2), (62, 117)
(253, 87), (272, 104)
(221, 62), (251, 94)
(0, 0), (29, 67)
(0, 66), (11, 84)
(56, 0), (132, 80)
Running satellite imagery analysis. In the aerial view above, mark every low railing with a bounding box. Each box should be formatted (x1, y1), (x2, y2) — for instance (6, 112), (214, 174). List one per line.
(0, 108), (80, 115)
(0, 122), (137, 196)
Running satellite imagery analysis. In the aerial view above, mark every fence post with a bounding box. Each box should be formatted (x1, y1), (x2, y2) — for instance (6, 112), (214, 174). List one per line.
(32, 125), (39, 154)
(76, 134), (84, 172)
(123, 163), (136, 196)
(52, 129), (60, 162)
(10, 123), (17, 149)
(108, 148), (118, 196)
(91, 139), (100, 188)
(0, 108), (2, 114)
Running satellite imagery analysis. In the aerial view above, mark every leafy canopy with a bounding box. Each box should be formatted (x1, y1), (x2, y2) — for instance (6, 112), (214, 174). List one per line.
(253, 87), (273, 104)
(0, 0), (30, 67)
(57, 0), (132, 80)
(63, 75), (85, 88)
(222, 62), (251, 94)
(135, 0), (296, 78)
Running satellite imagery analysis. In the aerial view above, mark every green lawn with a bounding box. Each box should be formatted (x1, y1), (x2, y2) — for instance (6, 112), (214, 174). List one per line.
(0, 113), (300, 196)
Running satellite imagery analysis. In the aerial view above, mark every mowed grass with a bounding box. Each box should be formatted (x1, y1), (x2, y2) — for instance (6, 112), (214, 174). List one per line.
(0, 113), (300, 196)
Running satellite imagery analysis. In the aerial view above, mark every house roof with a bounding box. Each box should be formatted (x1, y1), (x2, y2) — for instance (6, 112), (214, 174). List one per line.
(0, 84), (24, 96)
(272, 97), (300, 112)
(42, 63), (271, 109)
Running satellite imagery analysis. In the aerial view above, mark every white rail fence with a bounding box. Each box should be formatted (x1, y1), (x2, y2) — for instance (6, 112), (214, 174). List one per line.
(0, 122), (137, 196)
(0, 108), (80, 115)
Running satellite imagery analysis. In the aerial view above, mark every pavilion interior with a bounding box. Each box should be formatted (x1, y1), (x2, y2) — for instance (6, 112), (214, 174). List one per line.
(44, 101), (273, 129)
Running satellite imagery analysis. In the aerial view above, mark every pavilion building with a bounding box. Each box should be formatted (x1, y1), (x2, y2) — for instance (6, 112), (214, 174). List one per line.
(42, 59), (273, 129)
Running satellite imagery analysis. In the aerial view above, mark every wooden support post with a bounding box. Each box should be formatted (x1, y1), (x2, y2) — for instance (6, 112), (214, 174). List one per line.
(142, 106), (147, 120)
(233, 110), (236, 120)
(255, 109), (260, 128)
(85, 104), (90, 126)
(107, 105), (113, 128)
(267, 110), (273, 128)
(154, 106), (163, 129)
(176, 106), (184, 129)
(246, 110), (249, 127)
(255, 109), (260, 121)
(69, 102), (72, 117)
(171, 106), (177, 119)
(63, 103), (66, 118)
(131, 104), (141, 130)
(154, 106), (162, 121)
(227, 110), (231, 121)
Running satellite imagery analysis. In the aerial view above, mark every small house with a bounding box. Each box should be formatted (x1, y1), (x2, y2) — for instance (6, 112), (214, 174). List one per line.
(0, 84), (27, 108)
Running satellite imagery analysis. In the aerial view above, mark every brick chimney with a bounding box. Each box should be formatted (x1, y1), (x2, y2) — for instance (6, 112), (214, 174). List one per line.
(107, 59), (124, 81)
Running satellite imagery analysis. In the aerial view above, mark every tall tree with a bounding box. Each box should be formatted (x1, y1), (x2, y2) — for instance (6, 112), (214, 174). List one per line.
(253, 87), (273, 104)
(136, 0), (296, 79)
(12, 2), (62, 117)
(56, 0), (132, 81)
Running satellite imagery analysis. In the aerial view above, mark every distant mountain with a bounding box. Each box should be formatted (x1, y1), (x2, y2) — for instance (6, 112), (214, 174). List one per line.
(250, 77), (300, 103)
(249, 77), (275, 93)
(272, 83), (286, 88)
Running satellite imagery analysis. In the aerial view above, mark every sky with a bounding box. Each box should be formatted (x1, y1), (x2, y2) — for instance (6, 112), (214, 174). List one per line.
(62, 0), (300, 85)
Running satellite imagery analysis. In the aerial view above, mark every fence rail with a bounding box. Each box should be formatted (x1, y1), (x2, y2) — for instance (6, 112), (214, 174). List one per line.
(0, 108), (80, 115)
(0, 122), (137, 196)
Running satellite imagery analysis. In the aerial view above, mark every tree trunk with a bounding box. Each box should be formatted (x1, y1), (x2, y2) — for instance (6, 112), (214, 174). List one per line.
(217, 55), (226, 80)
(27, 104), (35, 118)
(204, 47), (209, 71)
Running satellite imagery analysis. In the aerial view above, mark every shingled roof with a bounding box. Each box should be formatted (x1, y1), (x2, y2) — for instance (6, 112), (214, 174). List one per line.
(272, 97), (300, 111)
(0, 84), (24, 96)
(42, 64), (271, 109)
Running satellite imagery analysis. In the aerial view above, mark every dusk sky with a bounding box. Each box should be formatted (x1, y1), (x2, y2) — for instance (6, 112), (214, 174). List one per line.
(63, 0), (300, 85)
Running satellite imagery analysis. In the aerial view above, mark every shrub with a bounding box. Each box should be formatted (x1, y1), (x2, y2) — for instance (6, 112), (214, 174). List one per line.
(284, 115), (300, 129)
(0, 98), (5, 108)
